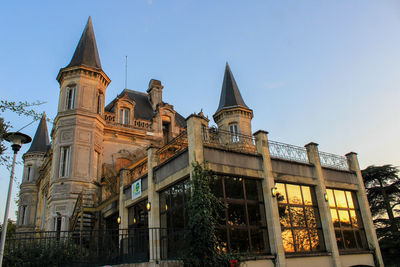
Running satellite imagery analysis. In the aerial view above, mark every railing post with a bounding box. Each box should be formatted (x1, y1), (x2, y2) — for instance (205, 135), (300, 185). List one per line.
(346, 152), (384, 266)
(305, 142), (341, 267)
(147, 147), (160, 263)
(253, 130), (286, 267)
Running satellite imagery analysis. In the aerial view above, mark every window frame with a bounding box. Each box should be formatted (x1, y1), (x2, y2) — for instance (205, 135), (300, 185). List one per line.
(276, 182), (325, 253)
(119, 108), (130, 125)
(65, 87), (76, 110)
(212, 175), (270, 254)
(229, 123), (239, 143)
(59, 146), (70, 178)
(327, 188), (368, 251)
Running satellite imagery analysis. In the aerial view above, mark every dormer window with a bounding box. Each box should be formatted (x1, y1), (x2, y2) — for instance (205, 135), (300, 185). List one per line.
(119, 108), (130, 125)
(65, 87), (76, 110)
(230, 123), (239, 143)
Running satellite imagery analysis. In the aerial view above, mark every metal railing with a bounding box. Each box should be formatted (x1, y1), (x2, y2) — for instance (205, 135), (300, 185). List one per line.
(69, 192), (83, 231)
(5, 228), (186, 266)
(319, 151), (349, 171)
(204, 128), (257, 154)
(157, 130), (188, 165)
(268, 140), (309, 164)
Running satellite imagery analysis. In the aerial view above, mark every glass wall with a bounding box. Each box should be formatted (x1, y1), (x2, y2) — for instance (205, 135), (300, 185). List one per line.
(210, 175), (269, 254)
(159, 179), (191, 259)
(275, 183), (325, 253)
(327, 189), (368, 250)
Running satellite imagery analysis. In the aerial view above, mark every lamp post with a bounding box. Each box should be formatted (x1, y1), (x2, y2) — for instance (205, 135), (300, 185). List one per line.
(0, 132), (31, 267)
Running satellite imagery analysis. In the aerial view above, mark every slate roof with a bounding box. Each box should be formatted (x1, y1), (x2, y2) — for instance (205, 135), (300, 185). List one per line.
(26, 114), (50, 154)
(216, 63), (248, 113)
(105, 89), (186, 127)
(66, 16), (102, 70)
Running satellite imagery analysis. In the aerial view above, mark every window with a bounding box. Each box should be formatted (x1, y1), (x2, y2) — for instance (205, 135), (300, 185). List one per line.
(230, 124), (239, 143)
(65, 87), (75, 110)
(26, 165), (32, 182)
(93, 151), (100, 180)
(162, 122), (171, 144)
(202, 125), (208, 141)
(20, 205), (27, 225)
(159, 179), (191, 259)
(327, 189), (368, 250)
(211, 176), (269, 253)
(276, 183), (325, 253)
(97, 94), (103, 114)
(59, 146), (70, 177)
(119, 108), (130, 125)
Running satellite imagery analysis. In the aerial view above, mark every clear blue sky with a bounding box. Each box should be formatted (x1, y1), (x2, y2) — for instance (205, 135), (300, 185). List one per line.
(1, 1), (400, 222)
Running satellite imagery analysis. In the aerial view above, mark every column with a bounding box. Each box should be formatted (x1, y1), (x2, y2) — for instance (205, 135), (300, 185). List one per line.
(186, 114), (208, 167)
(254, 130), (286, 267)
(346, 152), (384, 267)
(147, 147), (160, 262)
(305, 143), (341, 267)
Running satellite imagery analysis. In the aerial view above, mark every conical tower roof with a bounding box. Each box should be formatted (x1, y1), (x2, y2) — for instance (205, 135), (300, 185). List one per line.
(26, 114), (50, 154)
(66, 16), (102, 70)
(216, 63), (248, 113)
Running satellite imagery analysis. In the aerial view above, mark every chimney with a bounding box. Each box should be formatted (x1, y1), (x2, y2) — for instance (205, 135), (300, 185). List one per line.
(147, 79), (164, 110)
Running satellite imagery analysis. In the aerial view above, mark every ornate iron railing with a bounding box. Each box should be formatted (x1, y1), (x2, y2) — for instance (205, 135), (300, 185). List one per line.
(127, 157), (148, 185)
(319, 151), (349, 170)
(203, 128), (256, 154)
(157, 130), (188, 165)
(268, 140), (309, 164)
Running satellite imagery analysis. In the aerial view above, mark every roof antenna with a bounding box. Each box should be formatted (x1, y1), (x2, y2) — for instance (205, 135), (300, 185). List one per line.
(125, 55), (128, 89)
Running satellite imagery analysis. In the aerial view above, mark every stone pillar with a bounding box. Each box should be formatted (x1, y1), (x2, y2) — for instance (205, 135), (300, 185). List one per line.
(119, 169), (129, 257)
(346, 152), (384, 267)
(147, 147), (160, 262)
(305, 143), (341, 267)
(254, 130), (286, 267)
(186, 114), (208, 167)
(119, 169), (129, 231)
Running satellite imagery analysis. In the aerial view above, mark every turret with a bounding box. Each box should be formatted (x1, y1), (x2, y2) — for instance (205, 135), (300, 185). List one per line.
(49, 17), (110, 231)
(213, 63), (253, 139)
(18, 114), (49, 231)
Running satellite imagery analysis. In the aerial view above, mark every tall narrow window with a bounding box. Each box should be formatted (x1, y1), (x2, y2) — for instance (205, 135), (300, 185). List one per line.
(230, 124), (239, 143)
(327, 189), (368, 250)
(276, 183), (325, 253)
(20, 205), (26, 225)
(65, 87), (76, 110)
(59, 146), (70, 177)
(97, 94), (102, 114)
(119, 108), (130, 125)
(93, 151), (100, 180)
(26, 166), (32, 182)
(202, 125), (208, 141)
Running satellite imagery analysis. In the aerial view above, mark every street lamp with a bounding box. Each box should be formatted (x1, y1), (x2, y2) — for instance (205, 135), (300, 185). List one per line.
(0, 132), (31, 267)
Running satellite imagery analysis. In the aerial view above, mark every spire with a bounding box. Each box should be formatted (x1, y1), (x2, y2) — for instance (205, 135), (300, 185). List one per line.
(66, 16), (102, 70)
(216, 63), (248, 113)
(26, 113), (50, 154)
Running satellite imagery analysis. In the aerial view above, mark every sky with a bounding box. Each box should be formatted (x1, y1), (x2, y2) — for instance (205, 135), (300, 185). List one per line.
(1, 1), (399, 222)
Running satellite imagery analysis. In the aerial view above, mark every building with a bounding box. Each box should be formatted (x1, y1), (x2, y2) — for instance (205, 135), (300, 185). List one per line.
(16, 17), (383, 267)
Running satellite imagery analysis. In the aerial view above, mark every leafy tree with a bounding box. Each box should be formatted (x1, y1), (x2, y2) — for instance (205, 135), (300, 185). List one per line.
(184, 162), (226, 267)
(0, 219), (16, 239)
(362, 165), (400, 265)
(0, 100), (47, 167)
